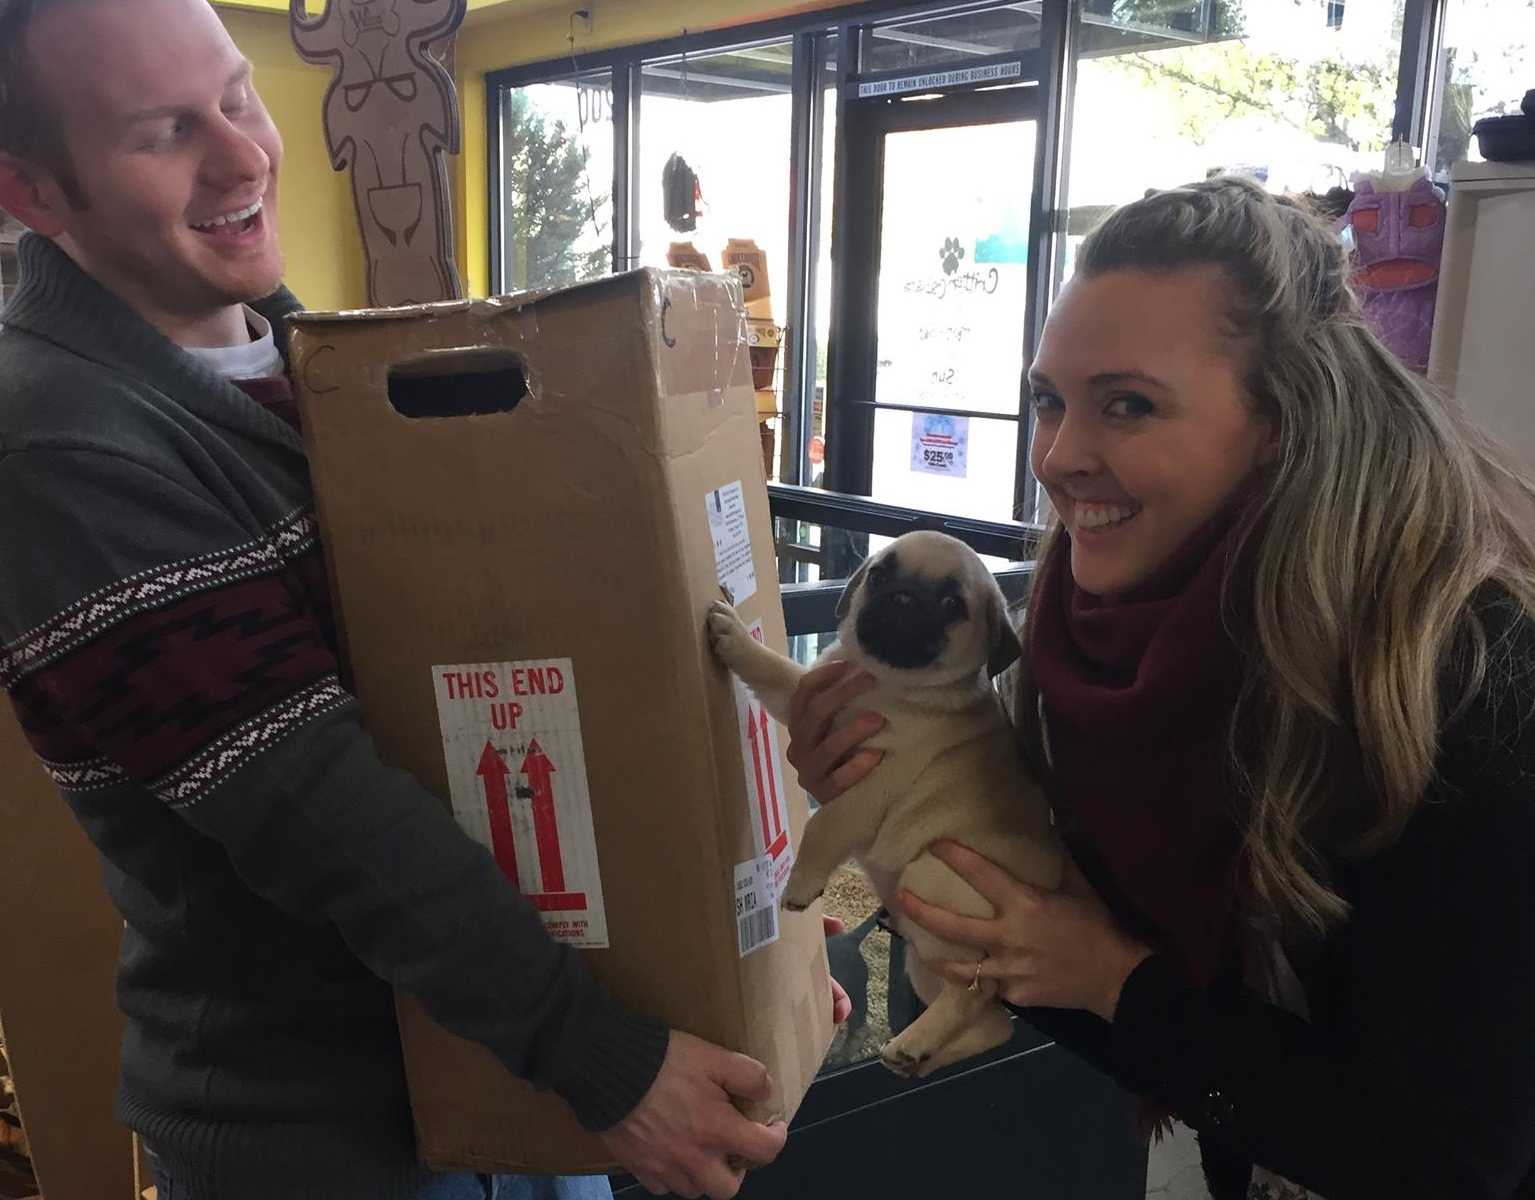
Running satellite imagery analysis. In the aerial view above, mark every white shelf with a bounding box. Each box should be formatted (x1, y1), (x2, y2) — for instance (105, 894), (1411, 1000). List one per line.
(1451, 158), (1535, 185)
(1429, 161), (1535, 473)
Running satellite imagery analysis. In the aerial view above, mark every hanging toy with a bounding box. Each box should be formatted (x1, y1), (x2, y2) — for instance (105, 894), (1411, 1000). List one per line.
(1336, 165), (1446, 374)
(663, 153), (704, 233)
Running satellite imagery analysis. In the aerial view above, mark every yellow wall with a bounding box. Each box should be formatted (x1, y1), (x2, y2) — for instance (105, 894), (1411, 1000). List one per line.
(218, 8), (368, 311)
(219, 0), (849, 303)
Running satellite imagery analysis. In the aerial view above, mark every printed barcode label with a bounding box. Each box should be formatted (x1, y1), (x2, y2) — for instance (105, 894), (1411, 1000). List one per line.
(738, 907), (777, 956)
(733, 854), (779, 957)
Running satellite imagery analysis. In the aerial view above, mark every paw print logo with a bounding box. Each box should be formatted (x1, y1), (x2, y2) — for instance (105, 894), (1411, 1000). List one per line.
(939, 237), (966, 276)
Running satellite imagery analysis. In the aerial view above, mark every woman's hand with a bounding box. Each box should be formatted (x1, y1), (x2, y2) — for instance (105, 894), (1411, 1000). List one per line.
(897, 841), (1154, 1022)
(785, 661), (885, 803)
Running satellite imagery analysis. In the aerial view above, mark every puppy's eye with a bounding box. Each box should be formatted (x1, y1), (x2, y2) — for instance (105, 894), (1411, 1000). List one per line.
(940, 594), (967, 618)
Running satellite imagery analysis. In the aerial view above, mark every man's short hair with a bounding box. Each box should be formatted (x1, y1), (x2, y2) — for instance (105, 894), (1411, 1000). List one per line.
(0, 0), (92, 202)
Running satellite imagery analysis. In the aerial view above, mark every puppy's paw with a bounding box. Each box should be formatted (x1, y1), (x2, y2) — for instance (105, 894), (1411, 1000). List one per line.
(706, 599), (752, 668)
(880, 1041), (929, 1079)
(780, 864), (824, 912)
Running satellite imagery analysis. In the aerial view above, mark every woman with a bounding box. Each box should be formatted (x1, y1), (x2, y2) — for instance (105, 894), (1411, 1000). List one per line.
(789, 177), (1535, 1199)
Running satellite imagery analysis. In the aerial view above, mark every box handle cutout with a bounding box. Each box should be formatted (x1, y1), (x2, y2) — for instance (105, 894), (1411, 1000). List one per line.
(388, 348), (528, 419)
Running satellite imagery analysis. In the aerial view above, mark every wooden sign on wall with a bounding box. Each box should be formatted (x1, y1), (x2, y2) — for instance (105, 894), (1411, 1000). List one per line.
(290, 0), (467, 307)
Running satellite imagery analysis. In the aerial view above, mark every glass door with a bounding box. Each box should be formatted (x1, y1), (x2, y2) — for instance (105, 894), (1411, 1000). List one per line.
(870, 113), (1036, 523)
(827, 83), (1042, 528)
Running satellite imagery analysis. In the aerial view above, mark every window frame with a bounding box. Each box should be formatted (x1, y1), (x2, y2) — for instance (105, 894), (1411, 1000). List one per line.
(485, 0), (1449, 549)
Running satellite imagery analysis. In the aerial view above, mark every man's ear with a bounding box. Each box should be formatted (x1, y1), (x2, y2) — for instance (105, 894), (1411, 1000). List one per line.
(0, 153), (68, 238)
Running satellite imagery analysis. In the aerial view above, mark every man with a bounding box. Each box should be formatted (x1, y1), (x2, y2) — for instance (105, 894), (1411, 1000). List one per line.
(0, 2), (846, 1197)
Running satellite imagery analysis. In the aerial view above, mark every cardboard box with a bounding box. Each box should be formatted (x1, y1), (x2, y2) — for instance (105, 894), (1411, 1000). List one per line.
(746, 319), (782, 398)
(721, 238), (772, 320)
(288, 269), (834, 1173)
(0, 702), (135, 1200)
(666, 242), (713, 273)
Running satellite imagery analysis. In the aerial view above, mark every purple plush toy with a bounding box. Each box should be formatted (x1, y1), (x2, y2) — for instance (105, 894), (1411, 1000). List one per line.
(1337, 174), (1447, 373)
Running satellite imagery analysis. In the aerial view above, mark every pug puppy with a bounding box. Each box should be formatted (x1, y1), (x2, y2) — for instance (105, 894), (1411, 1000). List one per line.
(707, 531), (1062, 1078)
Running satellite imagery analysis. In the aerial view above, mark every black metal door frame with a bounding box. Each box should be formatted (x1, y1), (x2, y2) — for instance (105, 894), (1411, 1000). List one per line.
(825, 6), (1071, 532)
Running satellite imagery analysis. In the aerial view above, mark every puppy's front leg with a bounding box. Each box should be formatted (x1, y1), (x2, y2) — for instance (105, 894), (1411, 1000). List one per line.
(780, 776), (885, 911)
(706, 600), (803, 721)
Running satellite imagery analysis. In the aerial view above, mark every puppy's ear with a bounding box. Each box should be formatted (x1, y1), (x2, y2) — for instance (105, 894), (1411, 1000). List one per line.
(835, 557), (873, 620)
(985, 579), (1022, 678)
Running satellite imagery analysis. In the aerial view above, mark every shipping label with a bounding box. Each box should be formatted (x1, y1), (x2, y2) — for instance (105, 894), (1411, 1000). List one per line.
(706, 480), (758, 605)
(733, 853), (779, 957)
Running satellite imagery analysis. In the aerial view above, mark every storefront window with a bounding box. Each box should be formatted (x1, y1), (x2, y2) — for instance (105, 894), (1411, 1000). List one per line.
(867, 119), (1036, 522)
(636, 42), (795, 478)
(497, 73), (614, 294)
(1065, 0), (1406, 284)
(805, 36), (838, 491)
(858, 5), (1043, 75)
(1429, 0), (1535, 177)
(489, 0), (1442, 519)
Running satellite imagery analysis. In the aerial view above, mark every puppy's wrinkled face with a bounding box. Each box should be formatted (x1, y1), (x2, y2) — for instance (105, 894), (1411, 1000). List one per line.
(838, 532), (1005, 684)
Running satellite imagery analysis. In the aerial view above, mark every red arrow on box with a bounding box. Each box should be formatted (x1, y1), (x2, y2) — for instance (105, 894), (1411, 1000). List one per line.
(477, 741), (519, 885)
(522, 739), (566, 893)
(746, 704), (774, 851)
(760, 707), (783, 841)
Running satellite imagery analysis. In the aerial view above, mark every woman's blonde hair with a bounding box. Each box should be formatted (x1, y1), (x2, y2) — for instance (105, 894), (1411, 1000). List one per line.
(1016, 175), (1535, 936)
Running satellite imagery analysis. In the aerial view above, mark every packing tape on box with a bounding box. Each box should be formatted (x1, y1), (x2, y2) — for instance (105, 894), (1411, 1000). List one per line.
(650, 272), (749, 408)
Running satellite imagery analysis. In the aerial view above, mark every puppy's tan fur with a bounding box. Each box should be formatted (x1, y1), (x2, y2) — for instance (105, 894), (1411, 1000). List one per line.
(707, 531), (1061, 1077)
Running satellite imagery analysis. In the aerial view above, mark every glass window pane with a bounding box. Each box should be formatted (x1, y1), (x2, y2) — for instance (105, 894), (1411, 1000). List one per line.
(806, 36), (839, 490)
(638, 42), (794, 476)
(1431, 0), (1535, 177)
(867, 118), (1034, 521)
(1064, 0), (1406, 284)
(872, 410), (1022, 522)
(499, 75), (614, 294)
(874, 122), (1035, 420)
(860, 6), (1043, 75)
(775, 515), (1024, 602)
(820, 861), (899, 1071)
(1077, 0), (1240, 53)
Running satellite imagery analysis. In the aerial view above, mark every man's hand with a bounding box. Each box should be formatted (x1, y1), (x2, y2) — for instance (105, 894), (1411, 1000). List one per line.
(824, 914), (852, 1025)
(599, 1032), (788, 1199)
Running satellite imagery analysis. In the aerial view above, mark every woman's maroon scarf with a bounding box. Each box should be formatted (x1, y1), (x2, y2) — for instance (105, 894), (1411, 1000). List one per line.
(1029, 513), (1252, 986)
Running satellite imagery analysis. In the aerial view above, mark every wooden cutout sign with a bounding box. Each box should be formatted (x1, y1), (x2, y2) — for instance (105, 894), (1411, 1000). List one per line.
(290, 0), (466, 306)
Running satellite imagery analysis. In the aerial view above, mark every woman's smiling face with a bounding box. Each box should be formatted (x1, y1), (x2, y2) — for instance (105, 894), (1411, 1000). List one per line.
(1028, 265), (1276, 597)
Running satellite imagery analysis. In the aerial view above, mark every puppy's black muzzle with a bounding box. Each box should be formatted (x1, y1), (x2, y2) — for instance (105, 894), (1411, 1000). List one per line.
(856, 589), (948, 669)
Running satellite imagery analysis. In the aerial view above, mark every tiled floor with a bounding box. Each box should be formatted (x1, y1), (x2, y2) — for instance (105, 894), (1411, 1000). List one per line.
(1147, 1121), (1213, 1199)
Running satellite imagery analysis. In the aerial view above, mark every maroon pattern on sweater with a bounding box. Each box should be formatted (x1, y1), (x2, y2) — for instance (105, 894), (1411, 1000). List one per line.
(231, 374), (302, 433)
(228, 376), (342, 650)
(4, 359), (340, 795)
(11, 570), (337, 781)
